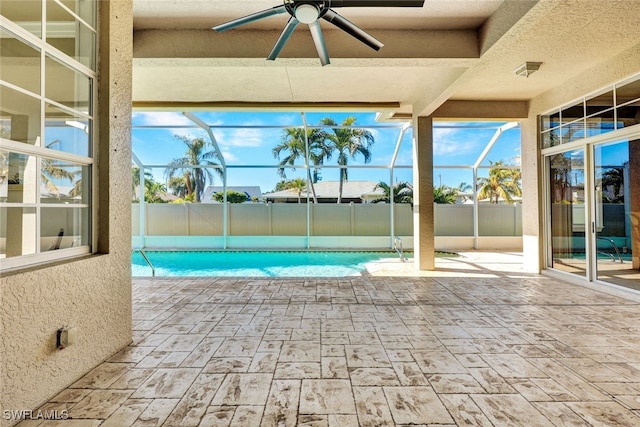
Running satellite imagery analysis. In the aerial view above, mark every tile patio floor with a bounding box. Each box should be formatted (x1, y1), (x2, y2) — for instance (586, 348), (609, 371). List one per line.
(23, 252), (640, 426)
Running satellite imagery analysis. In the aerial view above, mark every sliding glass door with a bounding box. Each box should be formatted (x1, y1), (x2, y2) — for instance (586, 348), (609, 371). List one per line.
(593, 139), (639, 290)
(546, 139), (639, 290)
(548, 150), (586, 276)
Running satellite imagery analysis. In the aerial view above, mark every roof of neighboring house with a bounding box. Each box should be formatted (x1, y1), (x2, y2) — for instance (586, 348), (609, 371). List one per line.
(264, 181), (384, 201)
(203, 185), (262, 203)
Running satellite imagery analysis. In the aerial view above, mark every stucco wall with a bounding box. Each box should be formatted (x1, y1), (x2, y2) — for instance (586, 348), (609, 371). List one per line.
(521, 43), (640, 274)
(0, 1), (133, 424)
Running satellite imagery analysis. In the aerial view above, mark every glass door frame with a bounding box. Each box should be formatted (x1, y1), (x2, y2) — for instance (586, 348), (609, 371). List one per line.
(542, 124), (640, 285)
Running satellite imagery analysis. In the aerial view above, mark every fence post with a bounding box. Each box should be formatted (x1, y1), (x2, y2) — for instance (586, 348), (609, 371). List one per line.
(350, 202), (355, 235)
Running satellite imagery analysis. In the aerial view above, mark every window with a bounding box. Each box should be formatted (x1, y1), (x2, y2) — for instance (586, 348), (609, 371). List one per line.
(0, 0), (96, 270)
(540, 73), (640, 148)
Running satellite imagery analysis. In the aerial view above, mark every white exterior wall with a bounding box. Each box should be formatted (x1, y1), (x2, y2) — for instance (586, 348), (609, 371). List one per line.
(0, 1), (133, 423)
(523, 43), (640, 274)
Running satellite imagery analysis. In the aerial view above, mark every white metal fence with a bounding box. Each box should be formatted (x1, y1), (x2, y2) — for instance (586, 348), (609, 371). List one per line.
(131, 203), (522, 250)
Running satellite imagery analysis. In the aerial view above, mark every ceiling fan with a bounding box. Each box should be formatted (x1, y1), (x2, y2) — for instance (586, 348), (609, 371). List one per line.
(213, 0), (425, 66)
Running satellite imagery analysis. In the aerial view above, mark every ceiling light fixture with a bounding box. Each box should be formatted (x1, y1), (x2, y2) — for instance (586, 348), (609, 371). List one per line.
(514, 61), (542, 78)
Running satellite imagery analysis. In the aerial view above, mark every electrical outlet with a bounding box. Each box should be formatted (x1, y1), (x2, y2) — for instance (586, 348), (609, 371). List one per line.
(56, 327), (77, 349)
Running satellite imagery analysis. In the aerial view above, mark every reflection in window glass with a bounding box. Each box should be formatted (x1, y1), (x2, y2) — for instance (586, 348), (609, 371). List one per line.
(586, 88), (614, 116)
(541, 110), (560, 132)
(616, 77), (640, 106)
(59, 0), (96, 28)
(617, 105), (640, 128)
(41, 161), (88, 204)
(561, 101), (584, 125)
(46, 0), (95, 69)
(1, 152), (37, 203)
(549, 150), (586, 277)
(45, 103), (90, 156)
(541, 129), (560, 148)
(561, 119), (585, 144)
(41, 206), (89, 251)
(585, 110), (616, 137)
(0, 30), (41, 94)
(45, 55), (92, 114)
(1, 207), (37, 257)
(0, 1), (42, 37)
(0, 85), (42, 145)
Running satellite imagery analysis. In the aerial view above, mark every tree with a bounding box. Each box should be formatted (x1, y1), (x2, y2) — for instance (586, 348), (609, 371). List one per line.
(41, 140), (76, 198)
(601, 165), (625, 203)
(477, 161), (522, 204)
(458, 182), (472, 192)
(132, 167), (167, 203)
(285, 177), (308, 203)
(273, 127), (330, 203)
(213, 189), (247, 203)
(372, 181), (413, 205)
(320, 116), (374, 203)
(433, 185), (458, 204)
(165, 136), (223, 203)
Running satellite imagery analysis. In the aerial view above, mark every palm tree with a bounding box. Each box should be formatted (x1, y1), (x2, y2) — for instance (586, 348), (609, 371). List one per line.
(285, 177), (308, 203)
(372, 181), (413, 205)
(167, 176), (188, 199)
(273, 127), (330, 203)
(42, 140), (75, 198)
(477, 161), (522, 204)
(601, 165), (625, 203)
(131, 167), (154, 201)
(433, 185), (458, 204)
(320, 116), (374, 203)
(164, 136), (223, 203)
(458, 182), (472, 192)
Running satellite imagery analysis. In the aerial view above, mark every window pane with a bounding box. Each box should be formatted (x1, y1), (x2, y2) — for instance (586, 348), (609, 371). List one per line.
(0, 1), (42, 37)
(45, 55), (91, 114)
(541, 109), (560, 132)
(45, 103), (90, 156)
(561, 119), (585, 144)
(41, 206), (89, 250)
(0, 85), (42, 145)
(549, 150), (586, 277)
(46, 0), (95, 69)
(0, 29), (41, 94)
(0, 152), (38, 203)
(618, 105), (640, 128)
(541, 128), (561, 148)
(585, 110), (616, 137)
(59, 0), (96, 29)
(561, 100), (584, 126)
(0, 207), (37, 257)
(41, 161), (89, 204)
(616, 76), (640, 106)
(586, 87), (614, 117)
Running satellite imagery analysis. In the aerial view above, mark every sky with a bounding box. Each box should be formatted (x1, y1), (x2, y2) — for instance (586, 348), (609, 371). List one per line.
(130, 111), (523, 194)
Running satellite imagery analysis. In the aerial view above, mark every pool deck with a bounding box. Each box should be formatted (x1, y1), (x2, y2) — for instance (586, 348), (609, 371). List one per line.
(25, 251), (640, 426)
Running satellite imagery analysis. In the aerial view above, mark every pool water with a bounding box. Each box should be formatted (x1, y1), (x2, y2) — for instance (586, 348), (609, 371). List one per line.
(131, 251), (404, 277)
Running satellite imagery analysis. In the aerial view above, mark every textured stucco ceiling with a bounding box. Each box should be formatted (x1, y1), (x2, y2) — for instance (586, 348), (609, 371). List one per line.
(132, 0), (640, 117)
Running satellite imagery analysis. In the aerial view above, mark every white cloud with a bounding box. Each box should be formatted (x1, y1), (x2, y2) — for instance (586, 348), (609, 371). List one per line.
(132, 112), (194, 127)
(221, 150), (238, 162)
(433, 127), (483, 157)
(216, 128), (267, 147)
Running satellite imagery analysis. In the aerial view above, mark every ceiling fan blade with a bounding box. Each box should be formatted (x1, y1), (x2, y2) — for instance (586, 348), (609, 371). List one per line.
(322, 9), (383, 51)
(213, 5), (287, 32)
(330, 0), (424, 7)
(268, 17), (300, 61)
(308, 21), (330, 66)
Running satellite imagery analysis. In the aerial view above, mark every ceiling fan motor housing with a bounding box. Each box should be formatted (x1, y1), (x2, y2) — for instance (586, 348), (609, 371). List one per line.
(285, 0), (331, 22)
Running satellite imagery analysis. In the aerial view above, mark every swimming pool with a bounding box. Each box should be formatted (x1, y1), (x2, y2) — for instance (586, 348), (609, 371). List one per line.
(131, 250), (406, 277)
